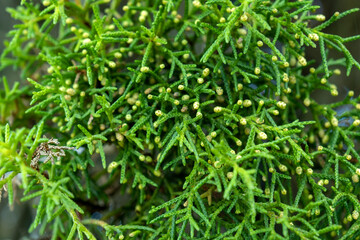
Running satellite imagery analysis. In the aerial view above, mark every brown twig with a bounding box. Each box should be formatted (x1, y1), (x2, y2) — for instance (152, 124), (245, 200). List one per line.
(31, 138), (74, 169)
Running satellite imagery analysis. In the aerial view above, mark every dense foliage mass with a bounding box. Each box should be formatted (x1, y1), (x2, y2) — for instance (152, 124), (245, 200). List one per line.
(1, 0), (360, 239)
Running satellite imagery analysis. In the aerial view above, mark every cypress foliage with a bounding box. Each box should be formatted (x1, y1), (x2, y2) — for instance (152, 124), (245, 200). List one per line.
(1, 0), (360, 239)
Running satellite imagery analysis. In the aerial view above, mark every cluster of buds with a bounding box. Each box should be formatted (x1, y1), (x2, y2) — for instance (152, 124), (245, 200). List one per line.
(193, 101), (200, 110)
(330, 84), (338, 96)
(297, 56), (307, 66)
(192, 0), (201, 7)
(258, 132), (268, 140)
(240, 14), (248, 22)
(316, 14), (326, 21)
(140, 66), (150, 73)
(214, 106), (222, 113)
(308, 33), (319, 41)
(276, 101), (287, 109)
(278, 164), (288, 172)
(330, 117), (338, 127)
(139, 10), (148, 22)
(155, 110), (163, 117)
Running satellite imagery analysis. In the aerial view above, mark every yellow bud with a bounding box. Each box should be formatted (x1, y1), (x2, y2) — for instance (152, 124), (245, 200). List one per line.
(259, 132), (267, 140)
(298, 56), (307, 66)
(257, 41), (263, 47)
(353, 210), (359, 220)
(140, 66), (150, 73)
(193, 101), (200, 110)
(303, 98), (311, 107)
(240, 14), (248, 21)
(108, 61), (116, 68)
(240, 118), (247, 125)
(155, 110), (163, 117)
(227, 172), (234, 179)
(214, 106), (222, 113)
(243, 99), (252, 107)
(353, 119), (360, 126)
(202, 68), (210, 77)
(316, 14), (326, 21)
(66, 18), (73, 24)
(331, 117), (338, 127)
(276, 101), (286, 109)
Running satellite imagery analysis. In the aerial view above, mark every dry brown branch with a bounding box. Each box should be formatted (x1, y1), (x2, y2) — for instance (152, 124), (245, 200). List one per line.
(31, 138), (74, 169)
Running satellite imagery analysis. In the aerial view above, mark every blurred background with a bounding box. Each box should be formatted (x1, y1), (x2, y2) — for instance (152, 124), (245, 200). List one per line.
(0, 0), (359, 239)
